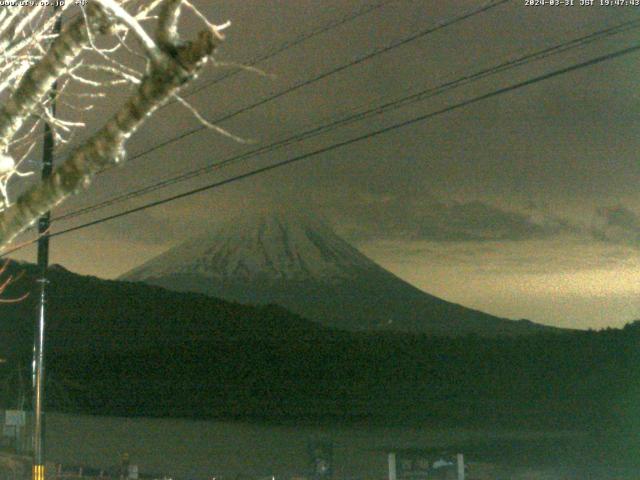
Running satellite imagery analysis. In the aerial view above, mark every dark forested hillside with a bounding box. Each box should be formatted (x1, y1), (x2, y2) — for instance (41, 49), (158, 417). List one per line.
(0, 261), (638, 437)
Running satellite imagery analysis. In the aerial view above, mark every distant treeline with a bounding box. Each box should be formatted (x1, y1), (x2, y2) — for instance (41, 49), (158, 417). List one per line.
(46, 319), (640, 433)
(0, 262), (638, 435)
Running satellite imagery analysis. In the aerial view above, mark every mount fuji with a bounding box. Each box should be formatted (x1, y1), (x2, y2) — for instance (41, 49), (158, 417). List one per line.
(121, 208), (552, 335)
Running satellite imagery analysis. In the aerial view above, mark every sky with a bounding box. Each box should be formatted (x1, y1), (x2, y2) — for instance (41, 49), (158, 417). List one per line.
(6, 0), (640, 330)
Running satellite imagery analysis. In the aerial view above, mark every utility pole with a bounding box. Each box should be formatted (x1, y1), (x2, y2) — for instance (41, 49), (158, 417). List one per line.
(32, 6), (61, 480)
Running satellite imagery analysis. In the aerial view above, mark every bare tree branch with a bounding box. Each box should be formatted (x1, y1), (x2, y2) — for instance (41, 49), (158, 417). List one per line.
(0, 0), (224, 249)
(0, 259), (28, 303)
(0, 2), (114, 152)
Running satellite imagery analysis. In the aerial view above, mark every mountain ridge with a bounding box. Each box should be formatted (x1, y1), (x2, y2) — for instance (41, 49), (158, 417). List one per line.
(0, 259), (635, 434)
(122, 209), (556, 336)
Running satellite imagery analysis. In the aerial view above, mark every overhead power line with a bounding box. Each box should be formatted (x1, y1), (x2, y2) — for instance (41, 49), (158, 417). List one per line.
(172, 0), (396, 101)
(106, 0), (511, 169)
(54, 0), (394, 159)
(0, 0), (511, 258)
(56, 0), (513, 220)
(38, 42), (640, 244)
(56, 17), (640, 223)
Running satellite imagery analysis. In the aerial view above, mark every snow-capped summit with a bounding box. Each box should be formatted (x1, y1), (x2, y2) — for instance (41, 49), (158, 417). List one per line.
(122, 207), (552, 335)
(125, 207), (381, 285)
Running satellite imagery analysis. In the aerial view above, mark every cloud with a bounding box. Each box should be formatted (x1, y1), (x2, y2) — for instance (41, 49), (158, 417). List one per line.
(592, 205), (640, 247)
(414, 201), (567, 242)
(339, 195), (572, 243)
